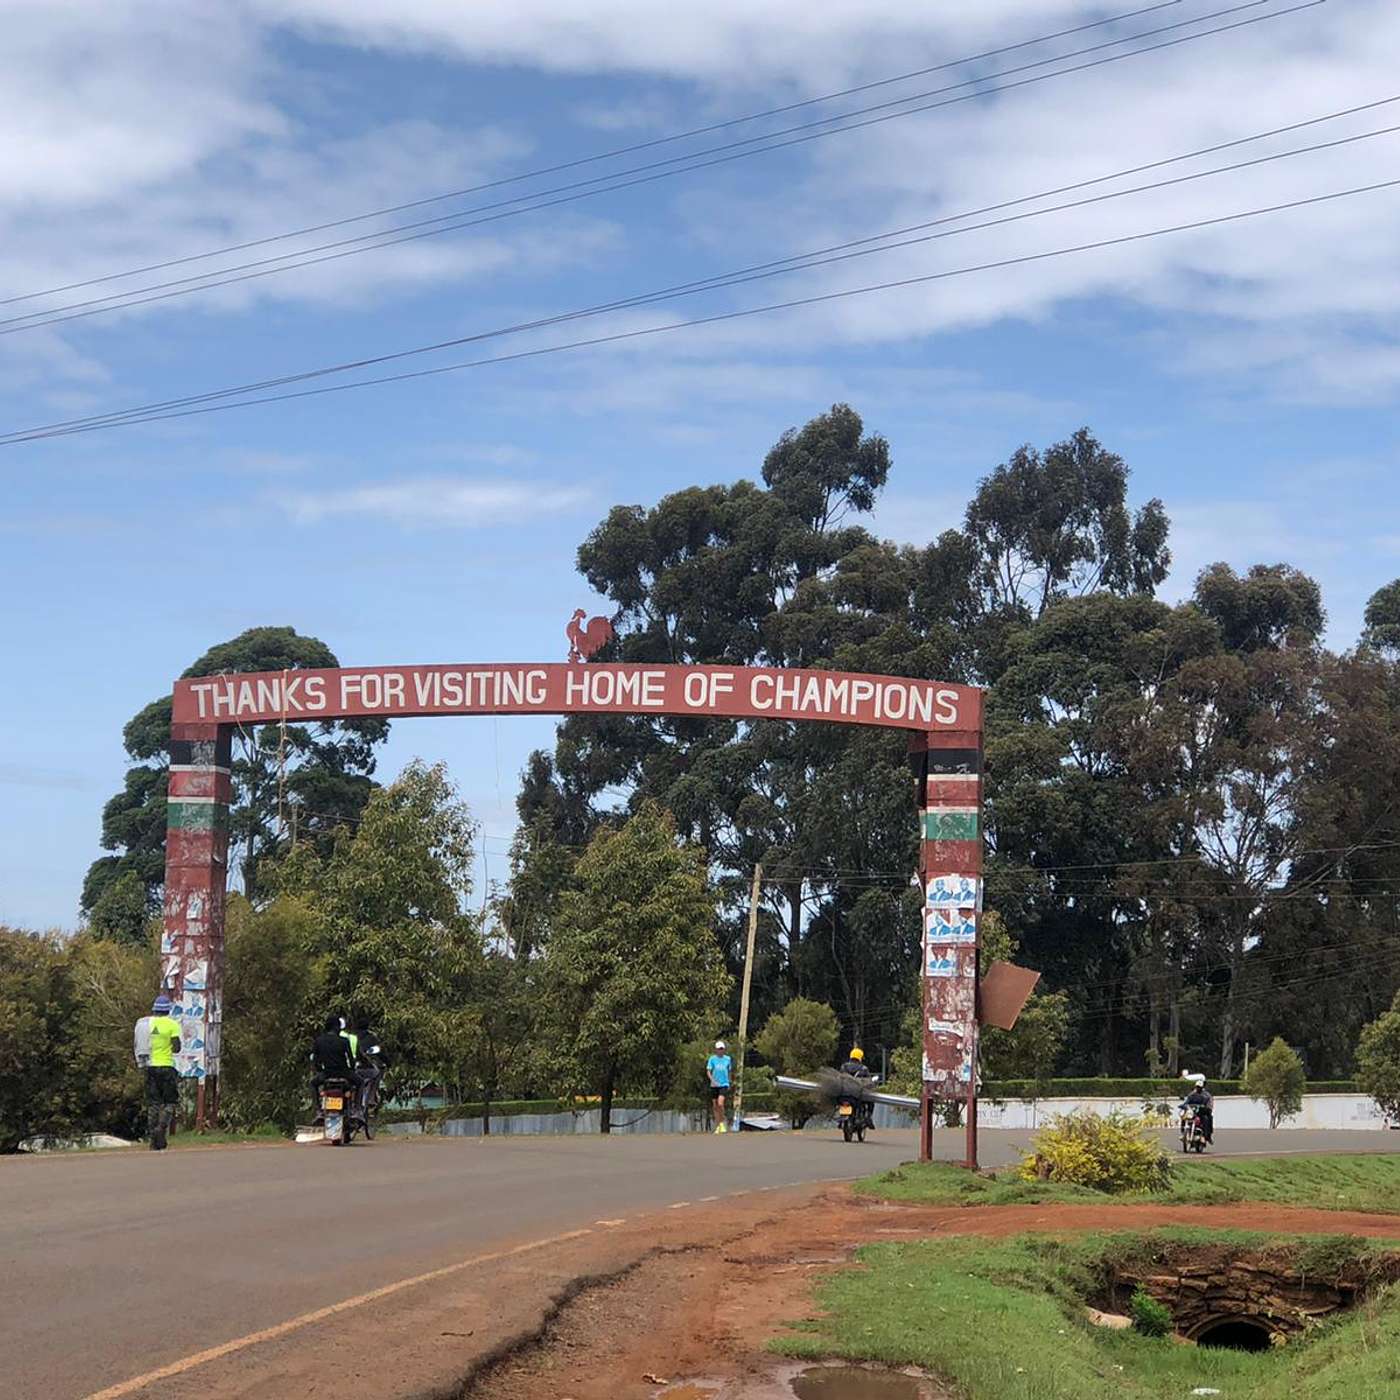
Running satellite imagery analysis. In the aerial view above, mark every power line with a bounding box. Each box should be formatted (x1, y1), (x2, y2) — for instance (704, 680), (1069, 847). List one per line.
(1, 0), (1319, 336)
(12, 93), (1394, 439)
(6, 171), (1393, 446)
(0, 0), (1187, 310)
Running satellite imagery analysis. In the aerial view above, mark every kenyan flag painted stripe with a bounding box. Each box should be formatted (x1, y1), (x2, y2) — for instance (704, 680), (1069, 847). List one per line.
(921, 809), (979, 841)
(166, 799), (230, 833)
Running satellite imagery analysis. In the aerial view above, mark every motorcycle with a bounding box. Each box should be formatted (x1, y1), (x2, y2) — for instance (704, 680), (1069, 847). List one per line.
(1179, 1104), (1208, 1153)
(319, 1077), (371, 1146)
(357, 1064), (381, 1141)
(835, 1071), (876, 1144)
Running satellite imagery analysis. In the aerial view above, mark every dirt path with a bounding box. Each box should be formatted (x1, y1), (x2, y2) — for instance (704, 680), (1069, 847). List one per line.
(464, 1192), (1400, 1400)
(98, 1187), (1400, 1399)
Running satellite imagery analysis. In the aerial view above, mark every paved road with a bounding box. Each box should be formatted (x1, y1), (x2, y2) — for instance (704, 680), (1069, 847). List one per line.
(4, 1126), (1395, 1399)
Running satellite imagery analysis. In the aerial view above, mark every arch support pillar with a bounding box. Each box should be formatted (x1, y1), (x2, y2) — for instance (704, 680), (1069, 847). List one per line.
(910, 728), (984, 1169)
(161, 722), (232, 1128)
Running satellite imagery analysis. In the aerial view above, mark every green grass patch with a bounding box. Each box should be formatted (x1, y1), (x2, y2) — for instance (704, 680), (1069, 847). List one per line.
(165, 1125), (288, 1149)
(858, 1154), (1400, 1215)
(774, 1229), (1400, 1399)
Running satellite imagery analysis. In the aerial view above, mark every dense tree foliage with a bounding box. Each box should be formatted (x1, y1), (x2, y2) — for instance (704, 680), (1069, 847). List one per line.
(515, 406), (1400, 1082)
(0, 927), (153, 1151)
(83, 626), (389, 932)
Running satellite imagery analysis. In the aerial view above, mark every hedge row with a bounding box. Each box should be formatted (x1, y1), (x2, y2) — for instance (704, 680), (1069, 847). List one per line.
(982, 1077), (1360, 1099)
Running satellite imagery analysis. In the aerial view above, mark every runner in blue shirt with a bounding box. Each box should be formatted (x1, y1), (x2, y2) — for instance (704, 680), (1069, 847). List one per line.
(706, 1040), (732, 1134)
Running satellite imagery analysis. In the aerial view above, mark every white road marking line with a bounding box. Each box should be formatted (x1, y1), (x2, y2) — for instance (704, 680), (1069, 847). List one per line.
(699, 1195), (719, 1202)
(669, 1201), (691, 1209)
(595, 1218), (625, 1226)
(83, 1227), (594, 1399)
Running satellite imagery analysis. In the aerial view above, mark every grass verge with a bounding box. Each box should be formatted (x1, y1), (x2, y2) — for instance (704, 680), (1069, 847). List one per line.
(775, 1228), (1400, 1399)
(858, 1153), (1400, 1214)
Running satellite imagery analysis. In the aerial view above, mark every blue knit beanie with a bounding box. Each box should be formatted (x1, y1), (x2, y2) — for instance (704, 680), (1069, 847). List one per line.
(152, 994), (173, 1015)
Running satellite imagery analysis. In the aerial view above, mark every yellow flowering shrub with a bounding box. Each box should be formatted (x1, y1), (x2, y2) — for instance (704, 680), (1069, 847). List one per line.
(1019, 1109), (1171, 1193)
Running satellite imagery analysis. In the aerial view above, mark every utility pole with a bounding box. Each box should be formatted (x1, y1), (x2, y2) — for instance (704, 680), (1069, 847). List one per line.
(730, 864), (763, 1132)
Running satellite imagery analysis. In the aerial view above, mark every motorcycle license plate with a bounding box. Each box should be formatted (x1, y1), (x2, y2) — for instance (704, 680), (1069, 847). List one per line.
(838, 1104), (853, 1116)
(324, 1095), (344, 1111)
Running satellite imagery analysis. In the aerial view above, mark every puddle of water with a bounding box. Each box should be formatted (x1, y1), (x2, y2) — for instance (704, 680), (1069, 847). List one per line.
(790, 1366), (930, 1399)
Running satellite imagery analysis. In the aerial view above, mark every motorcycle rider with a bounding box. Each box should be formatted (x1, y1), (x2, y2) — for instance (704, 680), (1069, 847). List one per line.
(839, 1046), (874, 1132)
(1182, 1076), (1214, 1145)
(309, 1014), (355, 1124)
(350, 1017), (387, 1120)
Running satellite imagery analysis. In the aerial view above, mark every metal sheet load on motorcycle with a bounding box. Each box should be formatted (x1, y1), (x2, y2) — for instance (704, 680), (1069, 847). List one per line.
(774, 1070), (905, 1144)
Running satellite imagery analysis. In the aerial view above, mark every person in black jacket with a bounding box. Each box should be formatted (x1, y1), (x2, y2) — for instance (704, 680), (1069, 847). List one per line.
(839, 1047), (874, 1131)
(1184, 1082), (1214, 1144)
(309, 1014), (355, 1124)
(350, 1017), (388, 1119)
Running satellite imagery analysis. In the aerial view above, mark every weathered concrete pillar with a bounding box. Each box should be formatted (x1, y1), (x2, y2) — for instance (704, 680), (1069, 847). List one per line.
(911, 728), (983, 1168)
(161, 721), (232, 1127)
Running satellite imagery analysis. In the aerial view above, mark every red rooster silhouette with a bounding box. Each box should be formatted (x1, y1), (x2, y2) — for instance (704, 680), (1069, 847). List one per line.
(567, 609), (614, 662)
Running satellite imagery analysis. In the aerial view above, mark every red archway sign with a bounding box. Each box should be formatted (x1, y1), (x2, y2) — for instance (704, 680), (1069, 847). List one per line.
(163, 661), (984, 1163)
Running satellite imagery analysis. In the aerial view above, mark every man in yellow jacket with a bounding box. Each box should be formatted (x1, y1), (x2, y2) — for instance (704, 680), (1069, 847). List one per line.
(143, 994), (182, 1150)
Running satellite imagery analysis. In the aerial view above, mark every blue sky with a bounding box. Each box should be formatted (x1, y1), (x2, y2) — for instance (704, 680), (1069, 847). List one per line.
(3, 0), (1398, 928)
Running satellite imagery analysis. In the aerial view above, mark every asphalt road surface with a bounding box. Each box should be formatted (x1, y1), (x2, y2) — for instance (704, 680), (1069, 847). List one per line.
(5, 1125), (1396, 1400)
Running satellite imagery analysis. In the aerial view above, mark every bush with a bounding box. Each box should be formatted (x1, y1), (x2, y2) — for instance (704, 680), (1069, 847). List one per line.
(1129, 1287), (1173, 1338)
(755, 998), (839, 1128)
(1357, 992), (1400, 1123)
(1243, 1037), (1306, 1128)
(1019, 1109), (1171, 1194)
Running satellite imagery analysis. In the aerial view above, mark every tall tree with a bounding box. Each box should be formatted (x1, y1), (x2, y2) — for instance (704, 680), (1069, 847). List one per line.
(534, 802), (729, 1131)
(988, 592), (1214, 1073)
(83, 626), (389, 924)
(218, 895), (325, 1130)
(1362, 577), (1400, 653)
(522, 405), (956, 1017)
(1110, 565), (1325, 1077)
(1244, 648), (1400, 1073)
(272, 760), (482, 1098)
(963, 427), (1170, 628)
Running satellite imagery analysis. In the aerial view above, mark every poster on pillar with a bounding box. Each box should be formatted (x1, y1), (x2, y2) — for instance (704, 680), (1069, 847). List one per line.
(922, 933), (978, 1091)
(162, 724), (231, 1084)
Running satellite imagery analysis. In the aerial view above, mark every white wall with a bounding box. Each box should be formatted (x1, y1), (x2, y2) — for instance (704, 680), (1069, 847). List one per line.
(977, 1093), (1396, 1132)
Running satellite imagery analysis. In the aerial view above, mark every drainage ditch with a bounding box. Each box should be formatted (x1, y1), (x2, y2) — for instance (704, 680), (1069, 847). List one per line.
(1103, 1238), (1400, 1348)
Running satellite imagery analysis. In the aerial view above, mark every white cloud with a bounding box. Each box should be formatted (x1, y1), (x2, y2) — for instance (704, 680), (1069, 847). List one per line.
(252, 0), (1071, 84)
(4, 0), (1400, 407)
(274, 476), (593, 527)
